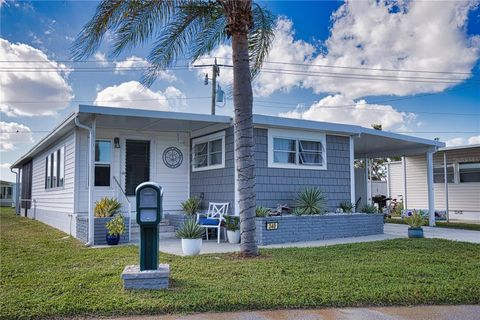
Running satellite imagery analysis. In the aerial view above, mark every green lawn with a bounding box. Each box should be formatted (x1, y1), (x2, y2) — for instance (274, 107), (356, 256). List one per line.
(386, 217), (480, 231)
(1, 207), (479, 319)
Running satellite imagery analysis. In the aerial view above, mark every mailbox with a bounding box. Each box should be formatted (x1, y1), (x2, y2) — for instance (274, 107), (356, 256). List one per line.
(135, 182), (163, 271)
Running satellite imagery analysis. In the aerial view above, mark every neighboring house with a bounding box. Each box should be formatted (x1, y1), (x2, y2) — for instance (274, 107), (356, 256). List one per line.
(0, 180), (15, 207)
(387, 145), (480, 221)
(11, 105), (443, 244)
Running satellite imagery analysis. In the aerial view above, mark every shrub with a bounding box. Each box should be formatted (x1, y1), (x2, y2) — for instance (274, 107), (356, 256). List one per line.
(404, 209), (426, 228)
(393, 201), (404, 216)
(295, 187), (327, 215)
(105, 214), (125, 236)
(176, 219), (204, 239)
(339, 201), (354, 213)
(94, 197), (121, 217)
(224, 216), (240, 231)
(360, 204), (378, 214)
(181, 197), (201, 216)
(255, 206), (270, 217)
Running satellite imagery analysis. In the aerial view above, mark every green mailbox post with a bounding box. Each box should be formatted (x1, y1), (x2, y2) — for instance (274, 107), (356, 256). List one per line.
(136, 182), (163, 271)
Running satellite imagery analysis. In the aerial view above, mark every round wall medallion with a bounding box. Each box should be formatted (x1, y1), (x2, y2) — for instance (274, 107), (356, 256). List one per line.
(163, 147), (183, 169)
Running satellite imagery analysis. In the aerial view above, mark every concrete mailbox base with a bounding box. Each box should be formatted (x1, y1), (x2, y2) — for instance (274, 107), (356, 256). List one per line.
(121, 264), (170, 290)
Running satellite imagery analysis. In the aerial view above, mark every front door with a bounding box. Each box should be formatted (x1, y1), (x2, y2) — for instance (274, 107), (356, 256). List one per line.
(125, 140), (150, 196)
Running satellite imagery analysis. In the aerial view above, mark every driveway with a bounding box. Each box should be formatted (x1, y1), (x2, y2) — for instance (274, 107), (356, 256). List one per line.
(98, 305), (480, 320)
(384, 223), (480, 244)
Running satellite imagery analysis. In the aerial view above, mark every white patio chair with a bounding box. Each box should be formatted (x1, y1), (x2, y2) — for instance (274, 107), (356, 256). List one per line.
(196, 202), (229, 243)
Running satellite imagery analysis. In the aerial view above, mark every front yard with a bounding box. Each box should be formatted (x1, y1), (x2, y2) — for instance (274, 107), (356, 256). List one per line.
(1, 207), (479, 319)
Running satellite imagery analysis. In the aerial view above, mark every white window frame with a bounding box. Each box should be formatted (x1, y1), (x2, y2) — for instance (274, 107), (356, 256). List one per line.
(267, 128), (327, 170)
(458, 161), (480, 183)
(192, 131), (226, 172)
(45, 145), (66, 190)
(94, 139), (113, 188)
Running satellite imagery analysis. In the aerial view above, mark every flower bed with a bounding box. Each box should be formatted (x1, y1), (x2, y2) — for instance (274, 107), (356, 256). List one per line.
(255, 213), (384, 245)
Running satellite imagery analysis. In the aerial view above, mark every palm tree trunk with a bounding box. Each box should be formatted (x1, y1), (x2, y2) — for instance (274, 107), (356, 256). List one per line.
(231, 29), (258, 256)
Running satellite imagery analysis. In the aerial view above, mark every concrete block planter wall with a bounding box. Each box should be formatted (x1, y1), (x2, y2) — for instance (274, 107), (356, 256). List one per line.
(164, 213), (192, 231)
(76, 216), (130, 245)
(255, 213), (384, 245)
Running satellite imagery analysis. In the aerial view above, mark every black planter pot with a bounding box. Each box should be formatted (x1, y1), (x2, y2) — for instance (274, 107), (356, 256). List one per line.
(106, 234), (120, 245)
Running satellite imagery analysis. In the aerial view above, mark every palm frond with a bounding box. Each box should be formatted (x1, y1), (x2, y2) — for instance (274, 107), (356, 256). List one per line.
(71, 0), (129, 60)
(248, 2), (275, 78)
(142, 1), (221, 86)
(111, 0), (178, 56)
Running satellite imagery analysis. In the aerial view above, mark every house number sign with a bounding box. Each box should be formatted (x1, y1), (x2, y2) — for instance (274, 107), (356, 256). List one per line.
(162, 147), (183, 169)
(265, 221), (278, 230)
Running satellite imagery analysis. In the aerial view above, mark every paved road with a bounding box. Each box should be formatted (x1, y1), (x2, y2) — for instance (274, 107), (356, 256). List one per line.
(95, 305), (480, 320)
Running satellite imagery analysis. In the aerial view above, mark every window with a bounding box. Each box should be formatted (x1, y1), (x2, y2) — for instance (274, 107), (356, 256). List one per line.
(433, 164), (454, 183)
(94, 140), (111, 187)
(459, 162), (480, 183)
(192, 132), (225, 171)
(44, 146), (65, 189)
(269, 129), (326, 169)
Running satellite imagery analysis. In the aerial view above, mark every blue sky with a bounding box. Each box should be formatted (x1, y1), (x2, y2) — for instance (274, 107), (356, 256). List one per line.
(1, 0), (479, 181)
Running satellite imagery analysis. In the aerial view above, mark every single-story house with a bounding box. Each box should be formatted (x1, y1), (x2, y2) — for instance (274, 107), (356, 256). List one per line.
(387, 144), (480, 222)
(0, 180), (15, 207)
(11, 105), (444, 244)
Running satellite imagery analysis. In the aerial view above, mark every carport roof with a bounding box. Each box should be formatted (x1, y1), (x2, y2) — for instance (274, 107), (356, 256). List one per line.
(11, 105), (444, 168)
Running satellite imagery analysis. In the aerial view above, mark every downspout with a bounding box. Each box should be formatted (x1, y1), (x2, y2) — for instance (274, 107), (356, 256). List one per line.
(10, 168), (19, 215)
(75, 116), (96, 246)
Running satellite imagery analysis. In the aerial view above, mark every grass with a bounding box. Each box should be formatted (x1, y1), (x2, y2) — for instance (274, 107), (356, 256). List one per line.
(386, 217), (480, 231)
(1, 207), (479, 319)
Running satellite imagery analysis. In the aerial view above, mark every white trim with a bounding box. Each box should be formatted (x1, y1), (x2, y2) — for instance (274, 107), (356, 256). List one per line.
(427, 151), (435, 226)
(93, 138), (113, 189)
(349, 136), (355, 204)
(402, 156), (408, 209)
(191, 131), (226, 172)
(267, 128), (327, 170)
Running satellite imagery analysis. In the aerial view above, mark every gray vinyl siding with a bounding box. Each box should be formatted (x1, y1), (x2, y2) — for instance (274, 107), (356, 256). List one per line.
(190, 127), (235, 213)
(254, 128), (351, 211)
(29, 131), (76, 236)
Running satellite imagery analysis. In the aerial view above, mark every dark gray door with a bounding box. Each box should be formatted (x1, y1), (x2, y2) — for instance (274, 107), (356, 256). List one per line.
(125, 140), (150, 196)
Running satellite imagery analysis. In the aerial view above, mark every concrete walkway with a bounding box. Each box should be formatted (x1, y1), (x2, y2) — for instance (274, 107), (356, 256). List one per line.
(99, 305), (480, 320)
(159, 224), (479, 256)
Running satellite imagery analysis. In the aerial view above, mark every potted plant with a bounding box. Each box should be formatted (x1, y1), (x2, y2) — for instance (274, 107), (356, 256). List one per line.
(176, 219), (204, 256)
(338, 201), (354, 213)
(405, 209), (425, 238)
(94, 197), (121, 217)
(105, 214), (125, 245)
(225, 216), (240, 244)
(181, 197), (201, 218)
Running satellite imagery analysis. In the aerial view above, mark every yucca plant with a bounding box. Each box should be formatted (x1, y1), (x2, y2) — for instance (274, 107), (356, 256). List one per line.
(360, 204), (378, 214)
(181, 197), (201, 216)
(339, 200), (354, 213)
(295, 187), (327, 215)
(255, 206), (270, 217)
(94, 197), (122, 218)
(176, 219), (204, 239)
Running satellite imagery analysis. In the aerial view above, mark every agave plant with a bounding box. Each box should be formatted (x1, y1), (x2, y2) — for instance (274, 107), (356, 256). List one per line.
(295, 187), (327, 215)
(94, 197), (122, 218)
(360, 204), (378, 214)
(181, 197), (201, 216)
(404, 209), (426, 228)
(176, 219), (204, 239)
(255, 206), (270, 217)
(339, 200), (354, 213)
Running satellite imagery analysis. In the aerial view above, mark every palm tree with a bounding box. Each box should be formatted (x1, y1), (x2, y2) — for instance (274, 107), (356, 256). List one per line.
(72, 0), (275, 256)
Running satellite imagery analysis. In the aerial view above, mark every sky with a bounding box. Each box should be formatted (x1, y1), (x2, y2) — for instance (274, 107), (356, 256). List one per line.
(1, 0), (479, 182)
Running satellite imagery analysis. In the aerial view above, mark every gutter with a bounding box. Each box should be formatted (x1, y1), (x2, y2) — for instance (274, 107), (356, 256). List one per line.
(10, 168), (19, 215)
(74, 116), (96, 247)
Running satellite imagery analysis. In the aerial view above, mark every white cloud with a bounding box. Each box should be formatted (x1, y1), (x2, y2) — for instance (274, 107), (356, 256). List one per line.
(0, 121), (33, 152)
(446, 135), (480, 147)
(93, 81), (186, 111)
(0, 163), (12, 169)
(0, 38), (74, 117)
(114, 56), (177, 82)
(200, 1), (479, 99)
(468, 135), (480, 145)
(279, 94), (416, 131)
(93, 52), (109, 66)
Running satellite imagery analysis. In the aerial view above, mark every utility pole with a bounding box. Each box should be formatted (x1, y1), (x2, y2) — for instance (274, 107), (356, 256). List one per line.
(193, 58), (231, 115)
